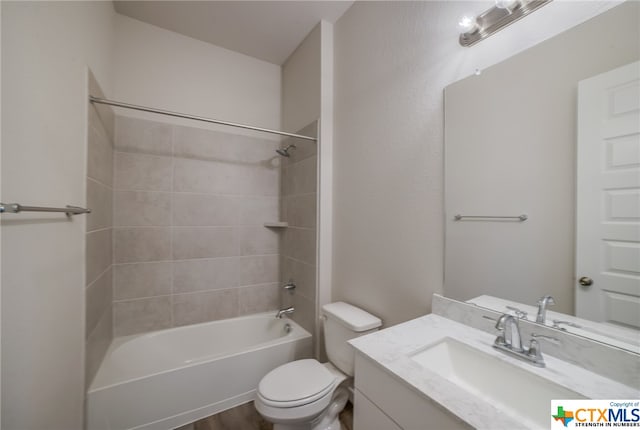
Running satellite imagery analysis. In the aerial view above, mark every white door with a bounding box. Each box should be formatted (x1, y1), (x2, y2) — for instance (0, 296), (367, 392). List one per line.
(576, 61), (640, 329)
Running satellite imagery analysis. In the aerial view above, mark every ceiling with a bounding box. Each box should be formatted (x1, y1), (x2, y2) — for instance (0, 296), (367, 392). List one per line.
(114, 1), (353, 65)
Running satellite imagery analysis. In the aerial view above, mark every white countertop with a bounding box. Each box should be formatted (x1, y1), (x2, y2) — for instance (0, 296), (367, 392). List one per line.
(349, 314), (639, 430)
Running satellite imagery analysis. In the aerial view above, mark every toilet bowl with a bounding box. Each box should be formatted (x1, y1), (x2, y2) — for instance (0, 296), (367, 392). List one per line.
(254, 302), (382, 430)
(255, 360), (348, 430)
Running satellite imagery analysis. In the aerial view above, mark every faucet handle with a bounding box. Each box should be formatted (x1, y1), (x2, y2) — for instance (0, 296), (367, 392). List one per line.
(506, 305), (528, 320)
(527, 339), (542, 360)
(531, 333), (561, 345)
(552, 319), (581, 330)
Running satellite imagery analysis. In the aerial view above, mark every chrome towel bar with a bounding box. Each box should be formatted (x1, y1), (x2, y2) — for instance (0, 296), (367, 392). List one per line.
(454, 214), (528, 221)
(0, 203), (91, 216)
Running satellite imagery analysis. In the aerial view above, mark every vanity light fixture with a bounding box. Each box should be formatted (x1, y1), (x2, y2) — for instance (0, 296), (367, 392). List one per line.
(459, 0), (553, 47)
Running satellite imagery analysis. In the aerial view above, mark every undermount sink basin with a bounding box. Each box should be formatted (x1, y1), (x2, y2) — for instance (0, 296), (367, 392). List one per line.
(410, 338), (586, 429)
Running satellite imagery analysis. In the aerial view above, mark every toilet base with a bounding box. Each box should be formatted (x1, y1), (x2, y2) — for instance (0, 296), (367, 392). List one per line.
(269, 386), (349, 430)
(273, 423), (341, 430)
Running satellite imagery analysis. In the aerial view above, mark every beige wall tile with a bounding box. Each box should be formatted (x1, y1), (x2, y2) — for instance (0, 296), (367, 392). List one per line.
(173, 258), (238, 293)
(236, 196), (279, 225)
(88, 105), (114, 152)
(291, 293), (315, 335)
(114, 152), (172, 191)
(172, 227), (237, 260)
(172, 193), (237, 226)
(238, 226), (280, 256)
(114, 227), (171, 263)
(173, 289), (238, 326)
(88, 124), (114, 187)
(85, 267), (112, 337)
(173, 158), (237, 194)
(113, 296), (172, 336)
(114, 190), (171, 226)
(86, 73), (114, 392)
(281, 257), (316, 302)
(228, 135), (281, 165)
(113, 262), (172, 300)
(173, 126), (236, 161)
(238, 255), (279, 286)
(88, 72), (114, 142)
(174, 125), (279, 164)
(86, 228), (112, 285)
(174, 158), (278, 196)
(85, 305), (112, 388)
(282, 227), (316, 266)
(115, 115), (172, 156)
(282, 193), (316, 228)
(106, 118), (318, 336)
(237, 283), (280, 315)
(241, 164), (280, 196)
(86, 178), (113, 232)
(277, 123), (318, 167)
(281, 155), (317, 196)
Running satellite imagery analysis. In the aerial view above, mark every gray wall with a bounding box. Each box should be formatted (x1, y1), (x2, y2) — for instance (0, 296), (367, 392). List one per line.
(1, 2), (116, 428)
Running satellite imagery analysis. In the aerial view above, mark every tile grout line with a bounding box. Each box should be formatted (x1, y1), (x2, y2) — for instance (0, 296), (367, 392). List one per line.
(170, 123), (176, 329)
(111, 117), (118, 338)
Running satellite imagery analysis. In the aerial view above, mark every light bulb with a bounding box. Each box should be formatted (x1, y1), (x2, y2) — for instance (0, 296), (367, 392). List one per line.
(458, 15), (476, 32)
(495, 0), (519, 9)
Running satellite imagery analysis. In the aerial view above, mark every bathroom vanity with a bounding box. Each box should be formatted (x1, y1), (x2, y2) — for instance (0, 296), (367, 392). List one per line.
(349, 296), (639, 430)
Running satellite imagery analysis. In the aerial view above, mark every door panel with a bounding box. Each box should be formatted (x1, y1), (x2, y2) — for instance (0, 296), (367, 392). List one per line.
(576, 61), (640, 329)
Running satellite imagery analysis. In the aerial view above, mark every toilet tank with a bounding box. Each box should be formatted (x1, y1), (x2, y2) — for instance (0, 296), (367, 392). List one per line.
(322, 302), (382, 376)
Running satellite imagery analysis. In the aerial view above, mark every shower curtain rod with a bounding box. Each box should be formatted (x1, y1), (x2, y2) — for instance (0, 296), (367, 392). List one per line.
(89, 96), (317, 142)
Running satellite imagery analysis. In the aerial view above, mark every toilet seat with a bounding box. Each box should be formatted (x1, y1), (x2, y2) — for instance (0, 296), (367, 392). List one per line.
(258, 359), (337, 408)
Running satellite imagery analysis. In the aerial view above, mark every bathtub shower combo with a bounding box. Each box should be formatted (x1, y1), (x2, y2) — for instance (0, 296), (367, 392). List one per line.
(86, 97), (319, 429)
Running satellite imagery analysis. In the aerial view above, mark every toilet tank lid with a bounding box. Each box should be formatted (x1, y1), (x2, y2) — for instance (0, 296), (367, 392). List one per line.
(322, 302), (382, 332)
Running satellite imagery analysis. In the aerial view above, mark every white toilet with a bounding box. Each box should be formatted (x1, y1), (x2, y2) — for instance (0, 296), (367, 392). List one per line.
(255, 302), (382, 430)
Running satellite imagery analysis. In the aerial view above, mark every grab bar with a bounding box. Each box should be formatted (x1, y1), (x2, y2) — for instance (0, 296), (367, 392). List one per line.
(454, 214), (528, 221)
(0, 203), (91, 216)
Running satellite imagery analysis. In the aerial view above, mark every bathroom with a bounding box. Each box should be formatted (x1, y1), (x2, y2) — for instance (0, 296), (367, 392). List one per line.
(1, 1), (639, 429)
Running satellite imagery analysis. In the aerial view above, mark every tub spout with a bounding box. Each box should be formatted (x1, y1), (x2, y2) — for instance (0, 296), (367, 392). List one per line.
(275, 306), (295, 319)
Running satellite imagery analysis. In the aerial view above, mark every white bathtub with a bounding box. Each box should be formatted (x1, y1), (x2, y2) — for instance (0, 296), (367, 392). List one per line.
(87, 312), (312, 430)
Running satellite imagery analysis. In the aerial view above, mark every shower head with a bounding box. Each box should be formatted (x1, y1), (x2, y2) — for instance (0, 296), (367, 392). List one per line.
(276, 144), (296, 157)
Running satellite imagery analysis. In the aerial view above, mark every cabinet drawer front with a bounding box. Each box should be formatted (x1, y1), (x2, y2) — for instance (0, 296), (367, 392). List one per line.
(354, 389), (402, 430)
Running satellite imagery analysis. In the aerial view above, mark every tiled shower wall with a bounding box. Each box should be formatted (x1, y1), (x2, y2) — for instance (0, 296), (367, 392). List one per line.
(111, 116), (282, 336)
(280, 122), (318, 337)
(85, 73), (115, 385)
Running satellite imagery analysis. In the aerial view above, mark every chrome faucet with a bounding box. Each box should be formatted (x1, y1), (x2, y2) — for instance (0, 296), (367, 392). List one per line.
(495, 314), (524, 352)
(492, 313), (552, 367)
(536, 295), (555, 324)
(275, 306), (295, 319)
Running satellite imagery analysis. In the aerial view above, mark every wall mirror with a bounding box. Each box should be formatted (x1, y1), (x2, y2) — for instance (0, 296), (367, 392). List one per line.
(443, 1), (639, 353)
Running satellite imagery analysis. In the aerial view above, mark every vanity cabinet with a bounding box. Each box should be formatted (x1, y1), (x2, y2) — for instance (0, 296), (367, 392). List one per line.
(353, 389), (402, 430)
(353, 353), (471, 430)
